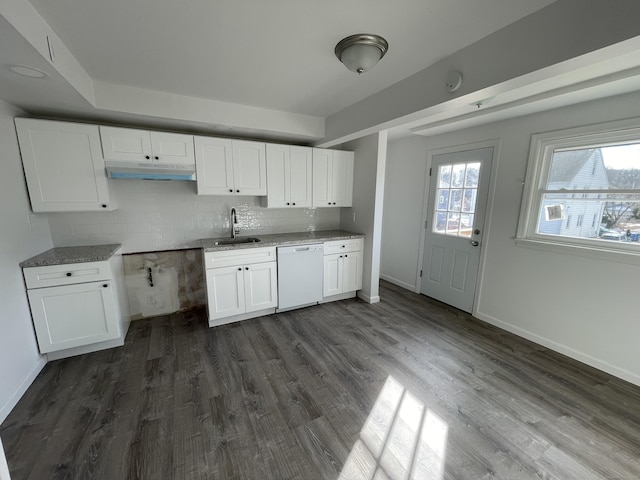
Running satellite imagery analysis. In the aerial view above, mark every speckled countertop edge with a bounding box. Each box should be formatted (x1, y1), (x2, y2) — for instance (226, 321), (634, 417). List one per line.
(20, 244), (122, 268)
(200, 230), (364, 252)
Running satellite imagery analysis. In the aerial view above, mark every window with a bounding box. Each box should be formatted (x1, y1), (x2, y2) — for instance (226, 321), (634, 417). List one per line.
(432, 162), (479, 237)
(517, 119), (640, 259)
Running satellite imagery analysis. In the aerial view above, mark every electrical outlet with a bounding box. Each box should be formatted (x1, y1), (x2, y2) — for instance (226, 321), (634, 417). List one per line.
(27, 213), (37, 230)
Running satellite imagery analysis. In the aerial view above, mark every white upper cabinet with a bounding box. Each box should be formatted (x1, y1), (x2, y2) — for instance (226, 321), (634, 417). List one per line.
(312, 148), (354, 207)
(194, 137), (234, 194)
(195, 137), (266, 195)
(264, 144), (312, 208)
(100, 126), (195, 165)
(15, 118), (115, 212)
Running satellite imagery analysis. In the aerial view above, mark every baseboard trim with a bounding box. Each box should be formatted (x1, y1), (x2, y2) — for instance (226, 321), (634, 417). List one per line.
(474, 310), (640, 387)
(380, 274), (415, 292)
(0, 356), (46, 424)
(357, 292), (380, 304)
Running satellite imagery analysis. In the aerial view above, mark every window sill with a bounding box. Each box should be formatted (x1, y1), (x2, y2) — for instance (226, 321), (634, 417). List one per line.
(515, 237), (640, 266)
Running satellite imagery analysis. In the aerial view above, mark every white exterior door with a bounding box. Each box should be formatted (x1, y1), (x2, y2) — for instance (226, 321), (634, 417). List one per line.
(27, 281), (119, 353)
(289, 146), (312, 207)
(195, 137), (235, 195)
(232, 140), (266, 195)
(421, 147), (493, 313)
(244, 262), (278, 312)
(206, 266), (245, 319)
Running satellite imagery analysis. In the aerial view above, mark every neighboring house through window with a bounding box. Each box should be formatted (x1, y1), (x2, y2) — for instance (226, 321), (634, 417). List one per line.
(517, 119), (640, 261)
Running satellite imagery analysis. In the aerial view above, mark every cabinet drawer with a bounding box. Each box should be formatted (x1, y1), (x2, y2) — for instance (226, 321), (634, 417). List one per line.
(24, 261), (112, 289)
(324, 238), (363, 255)
(204, 246), (276, 269)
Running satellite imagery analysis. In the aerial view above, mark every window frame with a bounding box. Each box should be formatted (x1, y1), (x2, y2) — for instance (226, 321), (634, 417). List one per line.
(516, 118), (640, 263)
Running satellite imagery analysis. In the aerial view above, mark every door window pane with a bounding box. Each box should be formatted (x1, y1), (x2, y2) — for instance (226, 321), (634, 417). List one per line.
(433, 162), (480, 237)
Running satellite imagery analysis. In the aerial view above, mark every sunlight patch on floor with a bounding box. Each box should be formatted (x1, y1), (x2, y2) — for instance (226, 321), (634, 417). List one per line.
(339, 376), (448, 480)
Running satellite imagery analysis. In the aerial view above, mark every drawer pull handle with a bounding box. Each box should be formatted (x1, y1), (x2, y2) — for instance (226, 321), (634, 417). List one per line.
(103, 284), (108, 288)
(66, 272), (72, 277)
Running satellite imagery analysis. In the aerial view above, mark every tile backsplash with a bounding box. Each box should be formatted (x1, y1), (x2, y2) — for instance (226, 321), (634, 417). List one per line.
(47, 179), (340, 253)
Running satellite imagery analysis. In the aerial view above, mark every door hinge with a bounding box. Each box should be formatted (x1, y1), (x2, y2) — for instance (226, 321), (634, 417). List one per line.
(429, 167), (432, 177)
(419, 270), (423, 277)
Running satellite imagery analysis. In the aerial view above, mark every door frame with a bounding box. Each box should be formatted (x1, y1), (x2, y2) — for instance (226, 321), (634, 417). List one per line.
(415, 139), (501, 315)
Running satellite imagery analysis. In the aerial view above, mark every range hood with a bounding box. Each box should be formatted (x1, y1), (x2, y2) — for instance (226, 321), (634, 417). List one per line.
(105, 160), (196, 181)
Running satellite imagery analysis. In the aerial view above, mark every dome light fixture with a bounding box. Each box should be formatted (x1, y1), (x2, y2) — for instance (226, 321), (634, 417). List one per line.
(7, 64), (49, 78)
(335, 34), (388, 74)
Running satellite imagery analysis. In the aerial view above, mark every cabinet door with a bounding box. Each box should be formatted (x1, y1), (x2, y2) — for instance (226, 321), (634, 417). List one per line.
(323, 254), (343, 297)
(27, 281), (119, 353)
(265, 144), (290, 207)
(232, 140), (267, 195)
(195, 137), (235, 195)
(342, 251), (363, 292)
(289, 146), (312, 208)
(206, 266), (245, 320)
(332, 150), (354, 207)
(150, 132), (195, 165)
(244, 261), (278, 313)
(100, 126), (152, 162)
(16, 119), (113, 212)
(312, 148), (333, 207)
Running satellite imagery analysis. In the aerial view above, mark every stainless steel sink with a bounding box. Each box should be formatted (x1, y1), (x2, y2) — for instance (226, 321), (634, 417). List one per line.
(213, 237), (261, 246)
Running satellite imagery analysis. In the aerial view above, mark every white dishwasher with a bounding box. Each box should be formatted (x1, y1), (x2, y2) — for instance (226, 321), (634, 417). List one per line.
(277, 243), (324, 312)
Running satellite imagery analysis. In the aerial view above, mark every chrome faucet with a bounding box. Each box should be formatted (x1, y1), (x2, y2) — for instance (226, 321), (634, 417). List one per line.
(230, 207), (240, 238)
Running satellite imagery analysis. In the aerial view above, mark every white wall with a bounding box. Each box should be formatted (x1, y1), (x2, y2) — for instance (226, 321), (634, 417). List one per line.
(341, 132), (388, 303)
(47, 180), (340, 253)
(322, 0), (640, 145)
(381, 137), (429, 290)
(0, 99), (52, 423)
(382, 89), (640, 386)
(0, 436), (10, 480)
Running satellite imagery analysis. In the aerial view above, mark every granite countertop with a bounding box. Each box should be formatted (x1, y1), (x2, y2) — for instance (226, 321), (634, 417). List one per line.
(200, 230), (364, 252)
(20, 244), (122, 268)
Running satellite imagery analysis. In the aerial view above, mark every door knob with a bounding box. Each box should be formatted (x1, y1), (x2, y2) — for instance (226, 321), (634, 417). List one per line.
(471, 240), (479, 246)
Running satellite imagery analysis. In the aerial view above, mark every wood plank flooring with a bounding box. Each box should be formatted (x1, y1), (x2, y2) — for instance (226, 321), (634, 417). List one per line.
(2, 280), (640, 479)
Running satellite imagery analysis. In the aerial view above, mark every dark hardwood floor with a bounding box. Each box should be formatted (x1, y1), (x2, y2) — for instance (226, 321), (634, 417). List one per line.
(2, 281), (640, 479)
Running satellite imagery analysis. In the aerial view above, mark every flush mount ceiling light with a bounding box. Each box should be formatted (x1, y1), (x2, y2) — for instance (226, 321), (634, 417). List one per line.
(7, 64), (49, 78)
(335, 34), (388, 74)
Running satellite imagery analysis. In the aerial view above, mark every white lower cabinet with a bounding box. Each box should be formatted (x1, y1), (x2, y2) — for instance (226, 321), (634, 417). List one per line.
(322, 238), (363, 299)
(23, 254), (130, 359)
(204, 247), (277, 326)
(27, 281), (119, 352)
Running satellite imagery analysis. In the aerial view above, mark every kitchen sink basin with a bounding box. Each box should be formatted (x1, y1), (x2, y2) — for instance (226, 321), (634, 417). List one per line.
(213, 237), (261, 246)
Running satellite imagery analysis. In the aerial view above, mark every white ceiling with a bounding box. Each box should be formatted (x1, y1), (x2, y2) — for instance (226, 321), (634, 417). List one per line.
(0, 0), (556, 139)
(25, 0), (556, 117)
